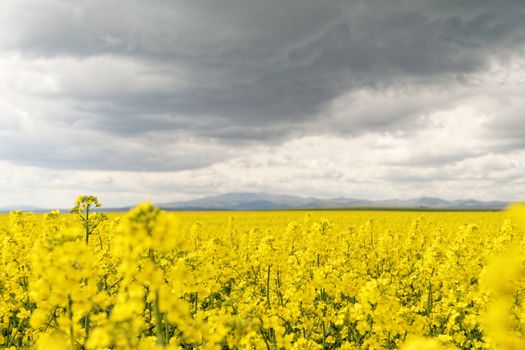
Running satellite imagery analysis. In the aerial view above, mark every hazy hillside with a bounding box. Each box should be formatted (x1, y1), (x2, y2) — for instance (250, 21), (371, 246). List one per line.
(160, 192), (508, 211)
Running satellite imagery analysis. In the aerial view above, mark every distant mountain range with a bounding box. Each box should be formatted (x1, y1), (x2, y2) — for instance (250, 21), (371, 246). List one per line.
(158, 192), (509, 211)
(0, 192), (510, 213)
(0, 205), (47, 213)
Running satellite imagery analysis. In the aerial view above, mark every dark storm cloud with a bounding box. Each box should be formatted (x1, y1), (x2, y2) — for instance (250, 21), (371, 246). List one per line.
(1, 0), (525, 180)
(3, 0), (525, 141)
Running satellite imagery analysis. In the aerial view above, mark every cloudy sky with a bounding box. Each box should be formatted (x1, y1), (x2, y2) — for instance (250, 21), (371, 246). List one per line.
(1, 0), (525, 208)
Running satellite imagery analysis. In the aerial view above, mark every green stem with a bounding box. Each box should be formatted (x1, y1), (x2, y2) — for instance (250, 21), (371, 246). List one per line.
(68, 294), (75, 348)
(43, 306), (58, 332)
(322, 320), (327, 350)
(426, 281), (433, 317)
(154, 290), (165, 346)
(276, 270), (284, 307)
(259, 327), (271, 350)
(194, 292), (198, 314)
(84, 315), (90, 342)
(85, 206), (90, 244)
(266, 265), (271, 308)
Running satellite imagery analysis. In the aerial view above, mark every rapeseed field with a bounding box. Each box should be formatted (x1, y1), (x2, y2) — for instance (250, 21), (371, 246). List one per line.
(0, 196), (523, 349)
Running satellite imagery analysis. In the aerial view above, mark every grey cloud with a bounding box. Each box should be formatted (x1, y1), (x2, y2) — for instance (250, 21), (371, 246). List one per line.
(3, 0), (525, 141)
(1, 0), (525, 176)
(490, 108), (525, 135)
(0, 126), (231, 171)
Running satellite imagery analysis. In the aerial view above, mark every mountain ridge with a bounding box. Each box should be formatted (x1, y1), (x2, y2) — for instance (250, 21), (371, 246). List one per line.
(159, 192), (509, 211)
(0, 192), (510, 213)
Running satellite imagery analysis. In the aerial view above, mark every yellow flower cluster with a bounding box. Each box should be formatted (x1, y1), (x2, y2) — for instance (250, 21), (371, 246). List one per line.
(0, 200), (524, 349)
